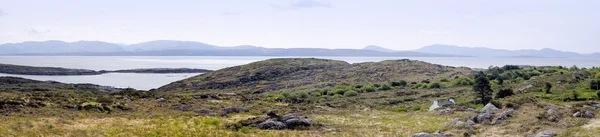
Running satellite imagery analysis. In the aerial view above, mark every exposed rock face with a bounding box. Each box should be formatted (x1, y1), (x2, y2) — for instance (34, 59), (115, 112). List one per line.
(156, 98), (166, 102)
(222, 107), (249, 114)
(481, 103), (499, 113)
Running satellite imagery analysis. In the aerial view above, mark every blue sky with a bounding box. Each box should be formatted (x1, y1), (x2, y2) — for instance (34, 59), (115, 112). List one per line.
(0, 0), (599, 53)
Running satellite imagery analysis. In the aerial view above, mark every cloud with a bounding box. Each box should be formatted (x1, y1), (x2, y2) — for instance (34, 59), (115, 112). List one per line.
(272, 0), (332, 10)
(27, 28), (51, 35)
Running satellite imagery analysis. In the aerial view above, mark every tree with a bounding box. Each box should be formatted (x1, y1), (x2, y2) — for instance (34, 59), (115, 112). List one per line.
(544, 82), (553, 94)
(495, 88), (514, 99)
(496, 77), (504, 85)
(473, 71), (493, 104)
(592, 79), (600, 90)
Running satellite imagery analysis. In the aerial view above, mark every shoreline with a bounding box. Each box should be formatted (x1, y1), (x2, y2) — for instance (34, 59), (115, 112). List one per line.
(0, 63), (212, 76)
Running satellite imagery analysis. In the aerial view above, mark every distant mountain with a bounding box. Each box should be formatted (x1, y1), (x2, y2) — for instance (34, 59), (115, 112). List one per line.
(0, 40), (459, 57)
(362, 45), (396, 52)
(414, 44), (593, 58)
(0, 40), (124, 54)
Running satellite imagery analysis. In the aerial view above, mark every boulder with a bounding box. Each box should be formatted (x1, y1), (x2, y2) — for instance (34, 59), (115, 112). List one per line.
(547, 108), (557, 115)
(529, 130), (556, 137)
(432, 131), (447, 137)
(174, 104), (190, 111)
(472, 113), (494, 123)
(481, 103), (499, 113)
(222, 107), (249, 114)
(258, 120), (287, 130)
(284, 118), (311, 128)
(156, 98), (166, 102)
(583, 111), (595, 118)
(573, 111), (582, 117)
(123, 97), (132, 102)
(279, 114), (301, 121)
(410, 133), (434, 137)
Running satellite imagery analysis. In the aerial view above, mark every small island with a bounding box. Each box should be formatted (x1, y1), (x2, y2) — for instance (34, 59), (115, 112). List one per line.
(0, 63), (212, 75)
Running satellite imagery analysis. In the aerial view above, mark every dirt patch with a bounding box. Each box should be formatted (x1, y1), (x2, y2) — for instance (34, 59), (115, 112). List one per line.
(582, 118), (600, 129)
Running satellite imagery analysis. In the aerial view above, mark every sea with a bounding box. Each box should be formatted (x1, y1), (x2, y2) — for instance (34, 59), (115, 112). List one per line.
(0, 56), (598, 90)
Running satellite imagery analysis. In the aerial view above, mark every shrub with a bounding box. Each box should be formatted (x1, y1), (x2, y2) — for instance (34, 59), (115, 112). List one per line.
(597, 91), (600, 99)
(296, 91), (309, 99)
(429, 83), (442, 89)
(572, 90), (581, 101)
(453, 76), (474, 86)
(473, 71), (493, 104)
(495, 88), (514, 99)
(421, 80), (431, 84)
(591, 79), (600, 90)
(440, 78), (449, 82)
(399, 80), (408, 86)
(363, 86), (377, 92)
(412, 105), (422, 111)
(379, 84), (392, 90)
(332, 94), (343, 99)
(391, 81), (401, 87)
(544, 82), (552, 94)
(393, 107), (408, 113)
(96, 96), (114, 104)
(595, 72), (600, 79)
(344, 90), (359, 97)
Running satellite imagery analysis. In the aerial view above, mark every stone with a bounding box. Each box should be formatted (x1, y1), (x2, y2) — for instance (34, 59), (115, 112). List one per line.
(123, 97), (132, 102)
(222, 107), (249, 114)
(257, 120), (287, 130)
(194, 109), (213, 114)
(174, 104), (190, 111)
(432, 131), (446, 137)
(547, 108), (557, 115)
(156, 98), (166, 102)
(472, 113), (494, 123)
(530, 130), (556, 137)
(410, 133), (434, 137)
(573, 111), (582, 117)
(284, 118), (311, 128)
(583, 111), (595, 118)
(481, 103), (499, 113)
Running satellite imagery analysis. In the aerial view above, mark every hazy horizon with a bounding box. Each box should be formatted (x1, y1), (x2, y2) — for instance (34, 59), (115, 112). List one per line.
(1, 0), (599, 53)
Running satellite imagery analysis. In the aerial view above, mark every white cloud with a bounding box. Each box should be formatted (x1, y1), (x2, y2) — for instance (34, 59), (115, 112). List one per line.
(419, 30), (451, 35)
(27, 28), (51, 35)
(272, 0), (332, 10)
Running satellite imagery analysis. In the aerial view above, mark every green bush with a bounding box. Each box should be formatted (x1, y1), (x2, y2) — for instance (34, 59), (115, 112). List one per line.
(393, 107), (408, 113)
(379, 84), (392, 91)
(363, 86), (377, 92)
(412, 105), (422, 111)
(596, 91), (600, 99)
(429, 83), (442, 89)
(595, 72), (600, 79)
(572, 90), (581, 101)
(440, 78), (449, 82)
(344, 90), (359, 97)
(296, 91), (309, 99)
(452, 76), (474, 86)
(591, 79), (600, 90)
(495, 88), (514, 99)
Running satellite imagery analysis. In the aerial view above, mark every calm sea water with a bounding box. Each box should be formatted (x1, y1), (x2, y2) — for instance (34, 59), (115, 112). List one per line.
(0, 56), (599, 90)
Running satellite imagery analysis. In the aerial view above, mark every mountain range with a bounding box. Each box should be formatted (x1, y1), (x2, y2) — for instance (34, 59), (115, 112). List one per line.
(1, 40), (597, 58)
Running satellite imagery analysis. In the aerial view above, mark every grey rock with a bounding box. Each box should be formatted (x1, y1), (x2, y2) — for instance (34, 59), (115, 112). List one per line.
(279, 114), (301, 121)
(194, 109), (213, 114)
(174, 104), (190, 111)
(258, 120), (287, 130)
(472, 113), (494, 123)
(432, 131), (446, 137)
(156, 98), (166, 102)
(583, 111), (595, 118)
(481, 103), (499, 113)
(222, 107), (249, 114)
(454, 121), (466, 129)
(411, 133), (434, 137)
(284, 118), (311, 128)
(547, 108), (557, 115)
(123, 97), (132, 102)
(530, 130), (556, 137)
(222, 92), (237, 96)
(573, 111), (582, 117)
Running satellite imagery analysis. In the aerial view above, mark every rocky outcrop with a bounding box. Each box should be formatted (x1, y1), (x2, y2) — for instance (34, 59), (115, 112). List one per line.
(472, 112), (494, 123)
(583, 111), (595, 118)
(232, 112), (319, 130)
(492, 109), (514, 125)
(547, 108), (557, 115)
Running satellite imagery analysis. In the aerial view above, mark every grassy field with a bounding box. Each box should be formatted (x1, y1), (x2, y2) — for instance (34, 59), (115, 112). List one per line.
(1, 59), (599, 136)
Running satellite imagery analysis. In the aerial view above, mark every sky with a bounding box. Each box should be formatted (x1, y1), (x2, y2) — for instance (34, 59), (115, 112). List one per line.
(0, 0), (599, 53)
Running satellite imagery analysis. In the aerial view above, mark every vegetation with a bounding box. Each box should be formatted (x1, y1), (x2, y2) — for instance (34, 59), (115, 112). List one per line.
(0, 59), (599, 136)
(0, 63), (211, 75)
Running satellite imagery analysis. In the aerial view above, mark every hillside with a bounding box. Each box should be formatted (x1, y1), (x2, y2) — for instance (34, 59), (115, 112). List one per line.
(415, 44), (596, 58)
(157, 58), (473, 94)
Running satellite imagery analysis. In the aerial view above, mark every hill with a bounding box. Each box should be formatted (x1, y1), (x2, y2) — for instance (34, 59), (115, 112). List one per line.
(362, 45), (396, 52)
(156, 58), (473, 94)
(415, 44), (596, 58)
